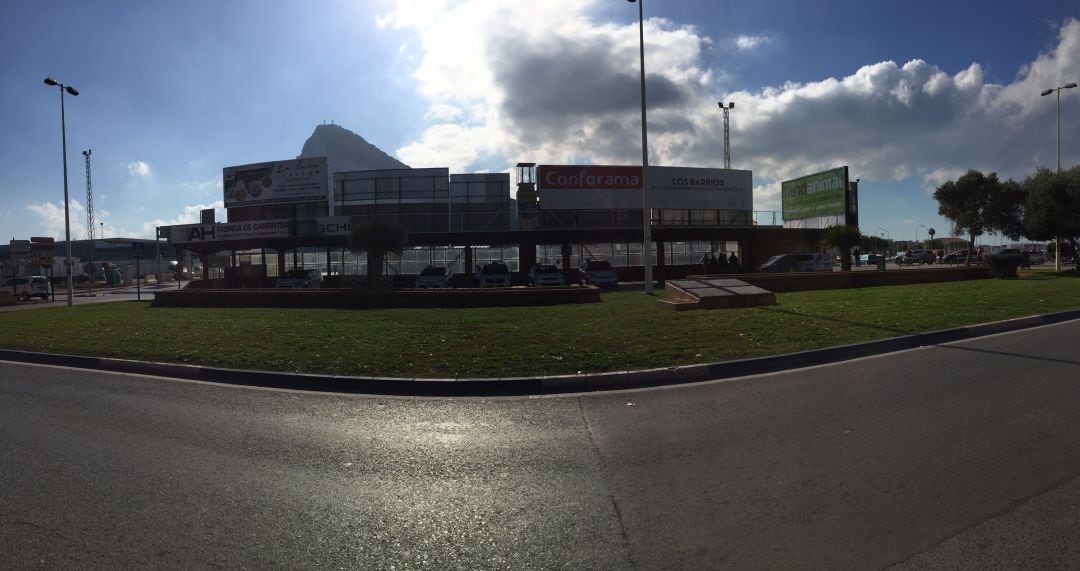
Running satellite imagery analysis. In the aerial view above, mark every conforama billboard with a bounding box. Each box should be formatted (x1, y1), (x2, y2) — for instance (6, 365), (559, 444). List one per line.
(781, 166), (848, 221)
(223, 157), (328, 208)
(537, 165), (752, 211)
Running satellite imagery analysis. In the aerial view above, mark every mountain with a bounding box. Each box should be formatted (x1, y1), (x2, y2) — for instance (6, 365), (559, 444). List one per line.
(298, 124), (409, 174)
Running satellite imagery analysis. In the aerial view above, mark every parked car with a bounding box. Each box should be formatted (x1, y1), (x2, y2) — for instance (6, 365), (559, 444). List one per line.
(275, 268), (323, 288)
(1028, 251), (1046, 265)
(528, 264), (564, 287)
(2, 275), (51, 301)
(414, 265), (450, 288)
(858, 253), (883, 266)
(941, 251), (981, 265)
(758, 253), (832, 273)
(894, 250), (936, 265)
(475, 262), (511, 288)
(579, 259), (619, 288)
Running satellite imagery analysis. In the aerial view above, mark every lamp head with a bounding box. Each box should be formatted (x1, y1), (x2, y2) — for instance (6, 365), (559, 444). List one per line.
(65, 85), (79, 96)
(1041, 88), (1054, 96)
(1064, 82), (1078, 89)
(44, 77), (58, 86)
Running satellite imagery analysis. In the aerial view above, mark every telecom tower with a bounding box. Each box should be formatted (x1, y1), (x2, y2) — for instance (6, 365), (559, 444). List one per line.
(717, 102), (734, 169)
(83, 149), (94, 259)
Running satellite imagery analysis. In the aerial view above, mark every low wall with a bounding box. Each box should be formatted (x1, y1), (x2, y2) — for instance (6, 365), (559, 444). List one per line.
(687, 267), (990, 293)
(151, 286), (603, 309)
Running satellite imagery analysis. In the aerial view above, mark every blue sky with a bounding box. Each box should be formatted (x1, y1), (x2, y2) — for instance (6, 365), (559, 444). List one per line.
(1, 0), (1077, 247)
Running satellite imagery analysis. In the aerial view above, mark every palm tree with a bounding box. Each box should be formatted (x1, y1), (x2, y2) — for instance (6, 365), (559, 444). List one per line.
(346, 217), (408, 288)
(820, 225), (863, 271)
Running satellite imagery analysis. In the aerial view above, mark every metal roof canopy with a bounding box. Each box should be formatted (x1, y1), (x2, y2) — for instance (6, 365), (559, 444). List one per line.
(171, 226), (820, 255)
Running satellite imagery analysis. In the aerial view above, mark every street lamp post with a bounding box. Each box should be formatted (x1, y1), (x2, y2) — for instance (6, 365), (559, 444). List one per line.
(629, 0), (652, 294)
(1040, 81), (1077, 271)
(43, 77), (79, 307)
(916, 224), (926, 249)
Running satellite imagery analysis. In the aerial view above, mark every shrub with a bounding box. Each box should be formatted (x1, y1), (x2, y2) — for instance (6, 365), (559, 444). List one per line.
(985, 252), (1022, 279)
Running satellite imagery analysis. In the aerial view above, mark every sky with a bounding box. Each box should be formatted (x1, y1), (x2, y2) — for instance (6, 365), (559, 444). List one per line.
(1, 0), (1078, 247)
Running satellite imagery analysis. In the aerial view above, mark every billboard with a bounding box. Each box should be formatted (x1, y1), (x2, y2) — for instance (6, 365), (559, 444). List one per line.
(781, 166), (848, 221)
(537, 165), (642, 209)
(169, 216), (353, 244)
(223, 157), (328, 208)
(537, 165), (752, 211)
(645, 166), (752, 210)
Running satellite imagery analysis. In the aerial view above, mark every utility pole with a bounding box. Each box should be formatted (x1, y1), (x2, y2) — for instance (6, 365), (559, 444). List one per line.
(83, 149), (94, 260)
(718, 102), (734, 169)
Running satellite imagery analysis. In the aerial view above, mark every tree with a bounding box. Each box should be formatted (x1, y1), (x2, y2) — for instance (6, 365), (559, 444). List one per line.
(820, 225), (863, 271)
(927, 227), (936, 251)
(1021, 166), (1080, 269)
(347, 217), (408, 288)
(933, 170), (1022, 266)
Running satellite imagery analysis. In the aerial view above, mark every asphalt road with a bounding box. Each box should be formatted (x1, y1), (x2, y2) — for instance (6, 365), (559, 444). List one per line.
(2, 320), (1079, 569)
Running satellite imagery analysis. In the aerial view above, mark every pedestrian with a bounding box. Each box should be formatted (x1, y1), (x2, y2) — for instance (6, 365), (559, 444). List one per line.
(853, 246), (861, 267)
(728, 252), (741, 273)
(698, 251), (711, 274)
(716, 252), (730, 273)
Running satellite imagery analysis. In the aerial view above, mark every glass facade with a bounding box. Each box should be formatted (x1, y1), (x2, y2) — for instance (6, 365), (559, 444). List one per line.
(537, 208), (751, 230)
(333, 169), (512, 233)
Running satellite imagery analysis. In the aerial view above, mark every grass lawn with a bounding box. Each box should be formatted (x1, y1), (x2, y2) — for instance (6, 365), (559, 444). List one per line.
(1, 272), (1077, 378)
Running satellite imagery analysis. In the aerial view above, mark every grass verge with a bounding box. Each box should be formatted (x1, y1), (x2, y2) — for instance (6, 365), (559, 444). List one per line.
(0, 273), (1077, 378)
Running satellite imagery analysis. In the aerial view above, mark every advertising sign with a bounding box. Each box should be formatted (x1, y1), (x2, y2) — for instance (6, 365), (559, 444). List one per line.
(537, 165), (642, 210)
(645, 166), (752, 211)
(537, 165), (752, 211)
(781, 167), (849, 221)
(170, 216), (354, 244)
(223, 156), (328, 208)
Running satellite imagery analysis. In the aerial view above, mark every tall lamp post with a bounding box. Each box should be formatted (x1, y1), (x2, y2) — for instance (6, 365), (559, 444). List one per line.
(43, 77), (79, 307)
(916, 224), (926, 249)
(1040, 82), (1076, 270)
(629, 0), (652, 294)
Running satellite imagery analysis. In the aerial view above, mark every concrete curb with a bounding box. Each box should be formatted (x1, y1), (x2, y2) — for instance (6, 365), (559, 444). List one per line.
(3, 309), (1079, 396)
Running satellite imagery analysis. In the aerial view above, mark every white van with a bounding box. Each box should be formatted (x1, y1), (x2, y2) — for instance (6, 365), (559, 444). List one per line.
(758, 253), (833, 273)
(2, 275), (52, 300)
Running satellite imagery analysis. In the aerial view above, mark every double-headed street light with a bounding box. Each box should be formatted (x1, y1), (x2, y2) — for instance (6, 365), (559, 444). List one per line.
(629, 0), (652, 294)
(43, 76), (79, 307)
(1040, 81), (1076, 271)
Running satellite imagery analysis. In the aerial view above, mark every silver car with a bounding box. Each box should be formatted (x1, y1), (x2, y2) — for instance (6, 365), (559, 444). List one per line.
(276, 269), (323, 288)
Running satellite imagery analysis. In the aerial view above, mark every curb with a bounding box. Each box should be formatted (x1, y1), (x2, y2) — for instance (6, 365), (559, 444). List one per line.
(3, 309), (1079, 397)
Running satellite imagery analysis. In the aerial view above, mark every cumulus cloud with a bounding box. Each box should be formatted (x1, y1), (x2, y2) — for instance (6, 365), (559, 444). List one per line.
(383, 3), (1080, 212)
(26, 200), (87, 240)
(732, 34), (774, 51)
(127, 161), (152, 177)
(141, 201), (226, 238)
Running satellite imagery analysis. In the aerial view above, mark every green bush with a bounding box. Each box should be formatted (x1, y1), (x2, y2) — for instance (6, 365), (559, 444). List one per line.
(986, 253), (1022, 278)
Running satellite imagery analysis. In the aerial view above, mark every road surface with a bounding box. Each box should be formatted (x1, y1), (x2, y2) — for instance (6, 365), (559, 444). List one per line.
(2, 320), (1079, 568)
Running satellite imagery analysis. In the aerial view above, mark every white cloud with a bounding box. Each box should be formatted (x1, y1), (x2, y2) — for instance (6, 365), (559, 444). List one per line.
(732, 34), (774, 51)
(424, 103), (464, 122)
(383, 5), (1080, 209)
(26, 200), (86, 240)
(127, 161), (152, 177)
(903, 219), (915, 225)
(141, 201), (226, 238)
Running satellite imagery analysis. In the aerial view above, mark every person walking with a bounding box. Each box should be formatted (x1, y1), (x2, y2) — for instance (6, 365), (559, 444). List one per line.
(853, 246), (861, 267)
(728, 252), (741, 273)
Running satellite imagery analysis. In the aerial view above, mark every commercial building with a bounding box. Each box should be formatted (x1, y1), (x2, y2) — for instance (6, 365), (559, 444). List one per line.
(164, 156), (824, 286)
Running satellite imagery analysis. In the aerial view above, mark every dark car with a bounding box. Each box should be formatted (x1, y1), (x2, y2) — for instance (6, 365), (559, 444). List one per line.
(528, 264), (564, 287)
(941, 251), (981, 265)
(475, 262), (511, 288)
(415, 265), (450, 288)
(579, 260), (618, 288)
(894, 250), (936, 265)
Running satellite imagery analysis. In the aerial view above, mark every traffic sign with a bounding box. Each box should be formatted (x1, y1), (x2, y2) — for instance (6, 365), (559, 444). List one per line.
(131, 242), (145, 258)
